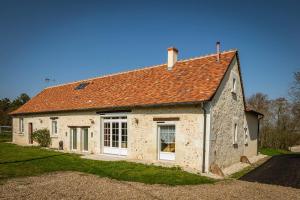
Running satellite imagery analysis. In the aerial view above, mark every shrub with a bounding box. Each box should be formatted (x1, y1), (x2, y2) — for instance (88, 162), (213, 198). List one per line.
(32, 129), (50, 147)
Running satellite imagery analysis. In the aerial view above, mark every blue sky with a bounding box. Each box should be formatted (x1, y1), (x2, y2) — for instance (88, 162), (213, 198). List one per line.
(0, 0), (299, 100)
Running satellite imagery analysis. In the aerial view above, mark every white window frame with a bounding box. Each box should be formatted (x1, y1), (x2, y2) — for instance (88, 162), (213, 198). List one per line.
(51, 120), (58, 135)
(157, 122), (176, 161)
(233, 123), (238, 144)
(101, 116), (128, 156)
(231, 73), (238, 94)
(70, 128), (78, 150)
(19, 118), (24, 133)
(81, 127), (89, 152)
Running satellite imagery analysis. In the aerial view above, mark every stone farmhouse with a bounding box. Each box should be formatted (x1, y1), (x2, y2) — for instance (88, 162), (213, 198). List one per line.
(11, 43), (262, 173)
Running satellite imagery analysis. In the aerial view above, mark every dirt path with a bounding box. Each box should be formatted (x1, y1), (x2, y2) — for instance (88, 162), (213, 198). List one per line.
(240, 154), (300, 189)
(0, 172), (299, 200)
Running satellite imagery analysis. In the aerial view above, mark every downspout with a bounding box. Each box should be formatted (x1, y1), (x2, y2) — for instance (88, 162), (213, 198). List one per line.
(201, 102), (207, 173)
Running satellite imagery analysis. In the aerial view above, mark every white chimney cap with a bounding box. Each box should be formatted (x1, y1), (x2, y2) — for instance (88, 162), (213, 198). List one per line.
(167, 47), (178, 70)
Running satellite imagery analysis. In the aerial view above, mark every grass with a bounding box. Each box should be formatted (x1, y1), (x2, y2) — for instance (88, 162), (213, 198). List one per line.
(0, 135), (214, 185)
(229, 165), (254, 179)
(259, 148), (291, 156)
(0, 133), (12, 143)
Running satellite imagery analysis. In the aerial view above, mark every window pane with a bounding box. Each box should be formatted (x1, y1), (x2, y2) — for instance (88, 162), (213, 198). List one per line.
(72, 128), (77, 149)
(112, 122), (119, 147)
(104, 122), (110, 147)
(233, 78), (236, 91)
(52, 121), (57, 134)
(55, 121), (57, 133)
(20, 118), (24, 132)
(160, 125), (175, 152)
(234, 124), (238, 143)
(121, 122), (127, 148)
(83, 128), (88, 151)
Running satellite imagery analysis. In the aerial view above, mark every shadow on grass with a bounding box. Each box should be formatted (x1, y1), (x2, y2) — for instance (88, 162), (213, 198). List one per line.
(0, 153), (67, 165)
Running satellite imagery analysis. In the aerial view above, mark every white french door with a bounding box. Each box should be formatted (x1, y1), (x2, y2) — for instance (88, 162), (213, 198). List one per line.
(70, 128), (78, 150)
(158, 125), (176, 161)
(103, 117), (128, 156)
(81, 128), (89, 152)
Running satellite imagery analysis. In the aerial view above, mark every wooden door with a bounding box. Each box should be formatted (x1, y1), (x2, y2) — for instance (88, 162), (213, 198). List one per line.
(28, 123), (33, 144)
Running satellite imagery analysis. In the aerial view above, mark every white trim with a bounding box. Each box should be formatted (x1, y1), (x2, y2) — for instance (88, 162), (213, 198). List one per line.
(231, 72), (238, 94)
(81, 127), (89, 152)
(19, 117), (24, 133)
(244, 127), (248, 145)
(157, 123), (176, 161)
(51, 120), (58, 135)
(204, 109), (211, 173)
(70, 127), (78, 151)
(159, 152), (175, 161)
(233, 123), (238, 144)
(101, 116), (128, 156)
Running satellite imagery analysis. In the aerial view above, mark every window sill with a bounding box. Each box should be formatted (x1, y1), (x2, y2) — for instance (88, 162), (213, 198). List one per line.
(17, 133), (25, 136)
(50, 135), (58, 138)
(158, 159), (176, 163)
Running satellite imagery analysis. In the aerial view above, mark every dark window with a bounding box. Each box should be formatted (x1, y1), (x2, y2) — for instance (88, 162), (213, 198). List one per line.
(75, 82), (89, 90)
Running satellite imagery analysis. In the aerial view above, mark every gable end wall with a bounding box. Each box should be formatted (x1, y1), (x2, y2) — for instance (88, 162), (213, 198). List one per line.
(209, 56), (246, 168)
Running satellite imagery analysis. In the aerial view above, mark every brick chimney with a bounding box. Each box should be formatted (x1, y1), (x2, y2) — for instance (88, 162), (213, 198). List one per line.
(167, 47), (178, 70)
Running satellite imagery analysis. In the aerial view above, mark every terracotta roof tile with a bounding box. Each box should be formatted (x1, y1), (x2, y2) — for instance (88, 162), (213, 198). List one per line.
(11, 50), (237, 115)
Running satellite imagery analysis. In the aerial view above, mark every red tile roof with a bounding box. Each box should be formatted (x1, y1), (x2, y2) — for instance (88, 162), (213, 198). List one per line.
(11, 50), (237, 115)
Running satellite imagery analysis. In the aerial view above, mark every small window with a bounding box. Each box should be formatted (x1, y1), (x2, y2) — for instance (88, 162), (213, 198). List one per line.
(232, 78), (237, 93)
(19, 118), (24, 133)
(52, 121), (58, 135)
(75, 82), (89, 90)
(244, 127), (248, 145)
(233, 123), (238, 144)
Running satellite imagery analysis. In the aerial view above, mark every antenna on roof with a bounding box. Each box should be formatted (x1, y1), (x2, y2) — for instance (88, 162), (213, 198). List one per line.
(216, 41), (221, 62)
(44, 77), (56, 88)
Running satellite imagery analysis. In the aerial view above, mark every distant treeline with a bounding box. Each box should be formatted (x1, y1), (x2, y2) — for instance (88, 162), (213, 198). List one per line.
(247, 71), (300, 150)
(0, 93), (30, 126)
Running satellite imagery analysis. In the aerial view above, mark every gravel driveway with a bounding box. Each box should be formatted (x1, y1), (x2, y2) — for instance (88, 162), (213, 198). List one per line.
(1, 172), (299, 200)
(240, 154), (300, 188)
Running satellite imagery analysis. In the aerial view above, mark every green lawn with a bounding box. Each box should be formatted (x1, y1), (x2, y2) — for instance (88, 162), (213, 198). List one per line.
(259, 148), (291, 156)
(0, 137), (214, 185)
(0, 133), (12, 143)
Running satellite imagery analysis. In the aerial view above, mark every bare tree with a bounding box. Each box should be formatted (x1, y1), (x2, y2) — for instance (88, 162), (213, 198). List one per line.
(289, 71), (300, 131)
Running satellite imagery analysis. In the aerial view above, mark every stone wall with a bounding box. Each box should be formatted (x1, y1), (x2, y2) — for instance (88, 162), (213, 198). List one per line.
(12, 105), (205, 172)
(128, 106), (204, 172)
(244, 113), (258, 157)
(12, 111), (101, 154)
(209, 56), (246, 168)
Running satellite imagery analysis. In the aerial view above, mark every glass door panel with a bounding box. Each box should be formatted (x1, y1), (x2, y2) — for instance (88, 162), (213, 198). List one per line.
(82, 128), (88, 151)
(71, 128), (77, 150)
(159, 125), (175, 160)
(112, 122), (119, 147)
(102, 118), (128, 156)
(104, 122), (110, 147)
(121, 122), (127, 148)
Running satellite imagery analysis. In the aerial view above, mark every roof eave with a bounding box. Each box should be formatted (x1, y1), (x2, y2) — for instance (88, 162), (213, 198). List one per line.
(10, 100), (207, 116)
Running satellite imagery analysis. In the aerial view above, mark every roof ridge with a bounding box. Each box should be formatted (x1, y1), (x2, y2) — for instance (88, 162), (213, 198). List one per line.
(45, 49), (237, 89)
